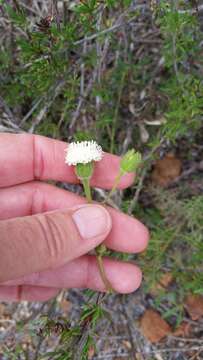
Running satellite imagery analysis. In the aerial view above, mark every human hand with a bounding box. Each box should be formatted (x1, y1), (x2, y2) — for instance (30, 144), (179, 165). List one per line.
(0, 133), (149, 301)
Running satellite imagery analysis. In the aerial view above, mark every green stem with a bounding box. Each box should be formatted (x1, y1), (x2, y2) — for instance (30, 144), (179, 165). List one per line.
(108, 172), (122, 198)
(81, 178), (92, 203)
(96, 255), (114, 293)
(103, 170), (125, 204)
(110, 71), (126, 154)
(81, 173), (114, 293)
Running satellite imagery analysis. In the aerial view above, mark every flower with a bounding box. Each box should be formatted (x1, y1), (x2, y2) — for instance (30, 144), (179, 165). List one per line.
(65, 141), (103, 166)
(120, 149), (142, 173)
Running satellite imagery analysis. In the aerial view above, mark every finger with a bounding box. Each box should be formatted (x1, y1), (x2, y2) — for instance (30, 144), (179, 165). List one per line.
(2, 255), (142, 294)
(0, 182), (149, 253)
(0, 204), (112, 282)
(0, 286), (59, 301)
(0, 133), (134, 189)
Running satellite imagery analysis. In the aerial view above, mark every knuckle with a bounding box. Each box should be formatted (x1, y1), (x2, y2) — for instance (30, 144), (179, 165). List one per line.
(36, 213), (67, 267)
(30, 183), (45, 214)
(32, 135), (45, 180)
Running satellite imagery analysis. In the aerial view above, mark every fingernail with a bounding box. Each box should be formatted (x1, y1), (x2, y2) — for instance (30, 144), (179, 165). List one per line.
(72, 205), (111, 239)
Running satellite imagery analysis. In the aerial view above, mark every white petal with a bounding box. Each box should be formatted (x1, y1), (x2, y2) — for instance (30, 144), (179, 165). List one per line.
(65, 141), (103, 165)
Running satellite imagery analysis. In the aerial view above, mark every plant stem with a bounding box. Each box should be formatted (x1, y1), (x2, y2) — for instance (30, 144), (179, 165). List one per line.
(81, 178), (92, 203)
(110, 70), (126, 154)
(108, 172), (122, 198)
(103, 170), (125, 205)
(81, 176), (114, 292)
(96, 255), (114, 293)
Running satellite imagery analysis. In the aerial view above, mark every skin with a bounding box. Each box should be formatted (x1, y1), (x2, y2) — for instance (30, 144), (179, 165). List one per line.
(0, 134), (149, 301)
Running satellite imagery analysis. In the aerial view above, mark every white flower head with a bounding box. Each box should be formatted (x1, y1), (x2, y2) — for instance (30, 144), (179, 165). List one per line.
(65, 140), (103, 166)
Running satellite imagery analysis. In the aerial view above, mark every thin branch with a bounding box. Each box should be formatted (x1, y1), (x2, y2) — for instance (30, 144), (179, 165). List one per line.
(121, 296), (145, 360)
(68, 70), (98, 133)
(12, 0), (22, 13)
(128, 167), (148, 215)
(128, 137), (165, 213)
(110, 68), (126, 154)
(22, 16), (141, 70)
(74, 15), (139, 46)
(33, 297), (58, 360)
(52, 0), (60, 31)
(29, 79), (66, 133)
(20, 98), (43, 126)
(0, 96), (17, 123)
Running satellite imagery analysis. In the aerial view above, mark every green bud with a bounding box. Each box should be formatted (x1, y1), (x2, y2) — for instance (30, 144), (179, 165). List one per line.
(120, 149), (142, 173)
(75, 162), (94, 180)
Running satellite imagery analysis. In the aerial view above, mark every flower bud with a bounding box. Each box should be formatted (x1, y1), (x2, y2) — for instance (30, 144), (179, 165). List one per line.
(120, 150), (142, 174)
(75, 162), (94, 180)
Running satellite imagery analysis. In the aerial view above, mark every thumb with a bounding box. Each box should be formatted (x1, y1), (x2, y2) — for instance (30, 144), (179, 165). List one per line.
(0, 204), (112, 283)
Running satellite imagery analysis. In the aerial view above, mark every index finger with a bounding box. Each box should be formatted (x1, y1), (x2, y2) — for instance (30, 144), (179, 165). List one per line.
(0, 133), (134, 189)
